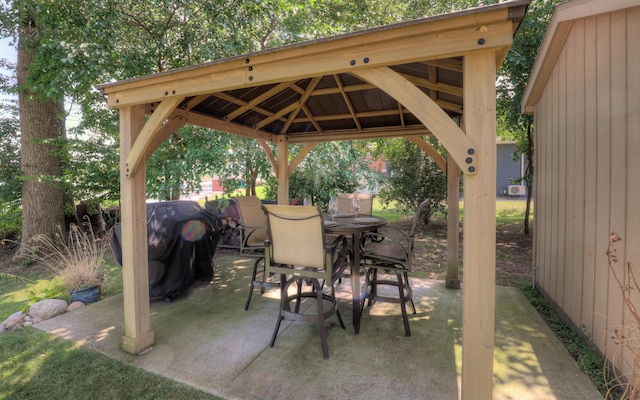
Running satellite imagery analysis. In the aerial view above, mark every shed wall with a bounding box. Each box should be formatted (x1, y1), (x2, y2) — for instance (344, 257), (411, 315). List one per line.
(533, 6), (640, 377)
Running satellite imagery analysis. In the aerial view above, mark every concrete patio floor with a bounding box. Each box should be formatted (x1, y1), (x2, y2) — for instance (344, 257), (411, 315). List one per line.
(35, 256), (603, 400)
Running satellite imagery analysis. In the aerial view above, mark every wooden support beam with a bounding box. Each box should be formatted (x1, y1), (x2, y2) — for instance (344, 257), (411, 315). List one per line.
(461, 51), (497, 399)
(258, 138), (277, 178)
(406, 136), (446, 172)
(353, 66), (477, 174)
(174, 109), (276, 142)
(124, 96), (184, 179)
(144, 116), (187, 159)
(119, 105), (154, 355)
(446, 157), (461, 289)
(288, 143), (318, 177)
(276, 137), (289, 205)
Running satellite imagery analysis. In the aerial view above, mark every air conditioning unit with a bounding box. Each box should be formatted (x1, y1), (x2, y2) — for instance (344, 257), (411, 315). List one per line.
(508, 185), (526, 196)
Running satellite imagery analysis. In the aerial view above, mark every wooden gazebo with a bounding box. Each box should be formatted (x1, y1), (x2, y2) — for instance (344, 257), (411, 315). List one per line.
(97, 1), (529, 397)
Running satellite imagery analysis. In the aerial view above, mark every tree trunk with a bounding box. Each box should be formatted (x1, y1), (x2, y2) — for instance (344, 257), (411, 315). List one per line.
(523, 120), (534, 236)
(17, 13), (66, 244)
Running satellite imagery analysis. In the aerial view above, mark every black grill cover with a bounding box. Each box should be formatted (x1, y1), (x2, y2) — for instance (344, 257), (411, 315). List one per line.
(111, 201), (223, 301)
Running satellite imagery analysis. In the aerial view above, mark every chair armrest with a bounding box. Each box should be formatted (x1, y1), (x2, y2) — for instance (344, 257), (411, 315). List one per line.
(238, 224), (266, 248)
(324, 234), (344, 252)
(360, 228), (411, 264)
(360, 227), (409, 249)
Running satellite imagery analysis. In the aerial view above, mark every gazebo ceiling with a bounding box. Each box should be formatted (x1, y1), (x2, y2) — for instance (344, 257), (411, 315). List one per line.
(97, 0), (528, 145)
(180, 59), (464, 143)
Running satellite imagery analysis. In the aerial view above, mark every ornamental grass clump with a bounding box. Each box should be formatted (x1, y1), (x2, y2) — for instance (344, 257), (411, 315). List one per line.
(16, 224), (112, 292)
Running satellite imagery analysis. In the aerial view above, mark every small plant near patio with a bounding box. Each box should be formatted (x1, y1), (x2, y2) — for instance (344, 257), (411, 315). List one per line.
(604, 232), (639, 400)
(12, 277), (67, 310)
(13, 224), (112, 294)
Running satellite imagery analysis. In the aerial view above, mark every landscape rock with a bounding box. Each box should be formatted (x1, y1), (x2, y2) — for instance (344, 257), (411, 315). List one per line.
(28, 299), (68, 321)
(66, 301), (85, 312)
(2, 311), (24, 329)
(0, 324), (5, 335)
(7, 323), (23, 332)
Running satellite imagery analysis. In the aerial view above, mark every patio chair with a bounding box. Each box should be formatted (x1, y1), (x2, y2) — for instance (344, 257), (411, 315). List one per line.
(262, 204), (349, 359)
(234, 196), (279, 311)
(359, 199), (430, 336)
(337, 193), (374, 215)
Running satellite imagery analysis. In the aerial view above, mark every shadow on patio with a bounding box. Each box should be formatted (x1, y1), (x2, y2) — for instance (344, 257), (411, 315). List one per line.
(35, 256), (602, 400)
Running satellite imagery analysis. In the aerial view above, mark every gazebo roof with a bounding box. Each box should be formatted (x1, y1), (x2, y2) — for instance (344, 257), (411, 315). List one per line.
(97, 1), (527, 145)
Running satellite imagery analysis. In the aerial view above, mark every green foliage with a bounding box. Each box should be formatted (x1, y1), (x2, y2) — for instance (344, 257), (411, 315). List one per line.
(0, 200), (21, 241)
(0, 101), (20, 205)
(263, 141), (381, 209)
(12, 277), (67, 310)
(376, 137), (447, 223)
(497, 0), (561, 138)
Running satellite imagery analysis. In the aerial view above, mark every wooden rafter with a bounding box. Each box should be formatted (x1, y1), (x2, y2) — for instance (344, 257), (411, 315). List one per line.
(287, 126), (430, 144)
(183, 94), (210, 110)
(425, 59), (463, 72)
(427, 65), (439, 101)
(214, 92), (286, 124)
(399, 72), (463, 97)
(254, 102), (298, 129)
(224, 81), (294, 122)
(333, 74), (362, 131)
(279, 76), (322, 134)
(398, 102), (406, 128)
(301, 104), (323, 132)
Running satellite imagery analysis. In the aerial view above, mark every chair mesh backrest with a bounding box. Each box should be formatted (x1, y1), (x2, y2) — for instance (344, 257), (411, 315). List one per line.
(262, 205), (325, 269)
(337, 193), (374, 214)
(409, 199), (431, 237)
(234, 196), (268, 246)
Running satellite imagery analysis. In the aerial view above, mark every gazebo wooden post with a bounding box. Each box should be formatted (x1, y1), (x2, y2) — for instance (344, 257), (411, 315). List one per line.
(276, 136), (289, 205)
(445, 157), (461, 289)
(119, 105), (154, 354)
(461, 52), (497, 399)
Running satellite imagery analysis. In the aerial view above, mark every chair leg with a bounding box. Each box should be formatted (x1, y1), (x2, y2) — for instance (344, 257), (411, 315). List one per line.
(295, 278), (303, 313)
(271, 276), (292, 347)
(313, 279), (330, 359)
(404, 271), (416, 314)
(368, 268), (378, 306)
(396, 270), (411, 337)
(331, 284), (346, 330)
(270, 290), (286, 348)
(244, 257), (263, 311)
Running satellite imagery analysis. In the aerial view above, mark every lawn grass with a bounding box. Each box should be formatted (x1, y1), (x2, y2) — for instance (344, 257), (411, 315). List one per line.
(0, 328), (221, 400)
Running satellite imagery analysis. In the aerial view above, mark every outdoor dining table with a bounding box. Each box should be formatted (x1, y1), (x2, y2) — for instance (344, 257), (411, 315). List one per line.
(323, 214), (387, 334)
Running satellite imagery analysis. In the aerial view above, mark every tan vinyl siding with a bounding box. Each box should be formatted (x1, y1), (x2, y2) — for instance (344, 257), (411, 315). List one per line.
(625, 5), (640, 373)
(532, 6), (640, 377)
